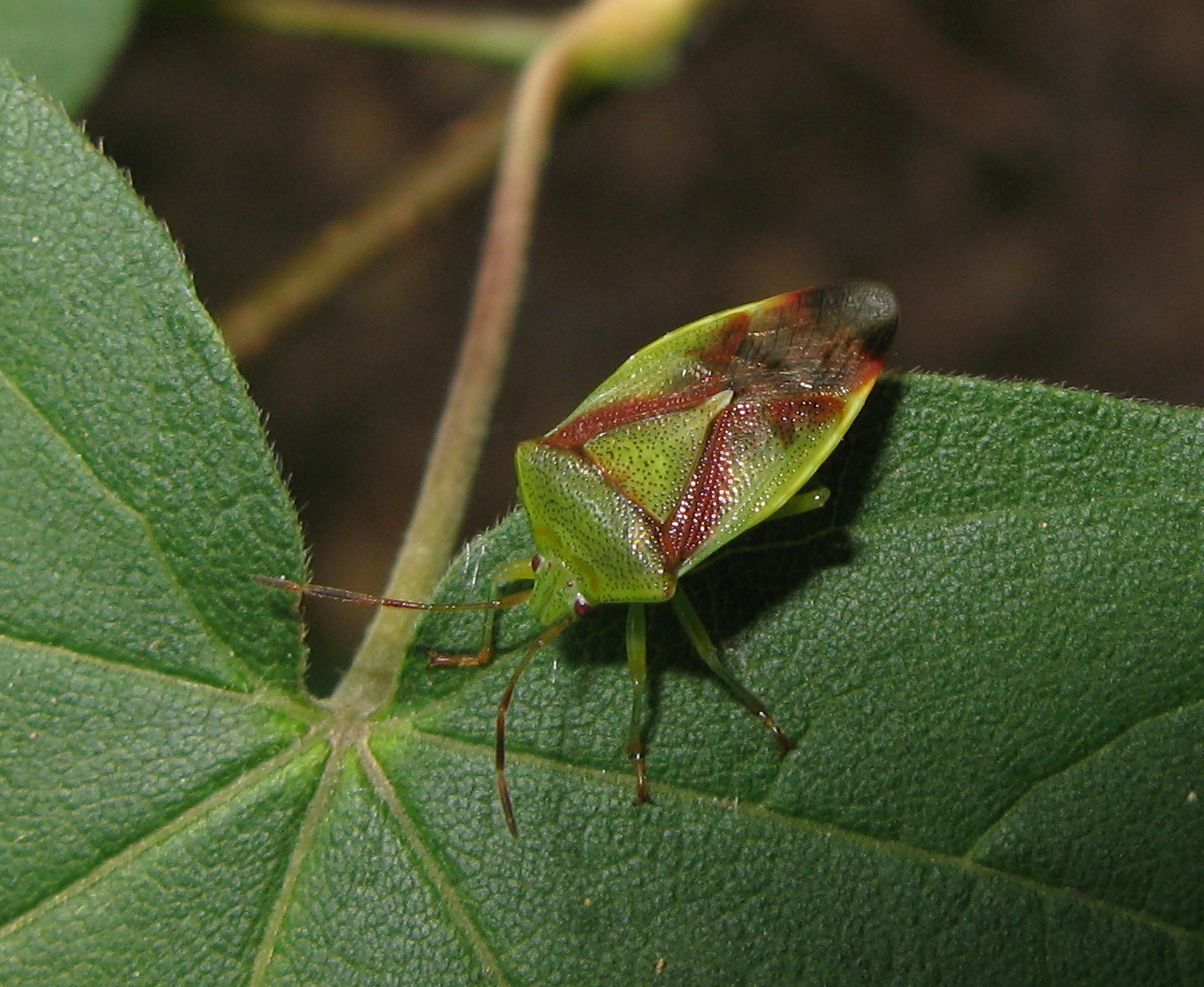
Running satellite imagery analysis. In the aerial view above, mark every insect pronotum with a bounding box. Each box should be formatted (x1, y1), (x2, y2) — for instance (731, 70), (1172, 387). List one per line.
(260, 280), (899, 835)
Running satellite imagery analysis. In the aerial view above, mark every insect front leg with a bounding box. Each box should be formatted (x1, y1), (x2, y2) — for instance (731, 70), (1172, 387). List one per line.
(428, 557), (534, 668)
(625, 603), (653, 805)
(669, 588), (792, 755)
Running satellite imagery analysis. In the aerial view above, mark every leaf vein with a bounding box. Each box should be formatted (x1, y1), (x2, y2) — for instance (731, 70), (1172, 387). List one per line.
(0, 367), (260, 686)
(0, 734), (326, 940)
(0, 630), (317, 722)
(357, 740), (513, 986)
(964, 696), (1204, 859)
(249, 734), (344, 986)
(412, 727), (1204, 945)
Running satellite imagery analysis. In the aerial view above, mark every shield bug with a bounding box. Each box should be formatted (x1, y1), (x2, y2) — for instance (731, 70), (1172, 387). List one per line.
(262, 280), (898, 835)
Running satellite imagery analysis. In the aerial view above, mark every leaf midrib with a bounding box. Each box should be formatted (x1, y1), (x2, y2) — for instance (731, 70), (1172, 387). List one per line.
(0, 733), (328, 940)
(356, 739), (513, 986)
(0, 631), (318, 722)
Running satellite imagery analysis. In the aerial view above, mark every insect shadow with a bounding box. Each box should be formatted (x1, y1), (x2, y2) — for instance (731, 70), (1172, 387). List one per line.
(668, 374), (899, 643)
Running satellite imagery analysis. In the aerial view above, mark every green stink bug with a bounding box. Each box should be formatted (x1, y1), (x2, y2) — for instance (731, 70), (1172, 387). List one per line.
(263, 280), (898, 835)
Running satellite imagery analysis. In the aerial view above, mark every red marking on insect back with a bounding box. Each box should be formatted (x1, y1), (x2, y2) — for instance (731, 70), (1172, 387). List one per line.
(545, 384), (724, 450)
(656, 387), (834, 567)
(660, 401), (744, 566)
(657, 286), (896, 567)
(546, 283), (898, 572)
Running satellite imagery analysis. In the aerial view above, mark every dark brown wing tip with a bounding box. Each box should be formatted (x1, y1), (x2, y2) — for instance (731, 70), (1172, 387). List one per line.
(813, 280), (900, 356)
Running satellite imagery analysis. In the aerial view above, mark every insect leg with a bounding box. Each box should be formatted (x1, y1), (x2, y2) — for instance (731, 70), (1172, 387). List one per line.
(429, 557), (536, 668)
(770, 485), (830, 520)
(624, 603), (653, 804)
(428, 589), (530, 668)
(496, 617), (573, 837)
(669, 588), (792, 755)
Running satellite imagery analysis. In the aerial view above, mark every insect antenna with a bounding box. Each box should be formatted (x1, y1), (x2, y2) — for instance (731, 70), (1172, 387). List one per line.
(253, 575), (505, 612)
(496, 616), (574, 838)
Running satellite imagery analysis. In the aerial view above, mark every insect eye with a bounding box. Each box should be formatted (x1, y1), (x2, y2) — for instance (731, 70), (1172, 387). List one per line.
(531, 554), (543, 572)
(573, 593), (593, 617)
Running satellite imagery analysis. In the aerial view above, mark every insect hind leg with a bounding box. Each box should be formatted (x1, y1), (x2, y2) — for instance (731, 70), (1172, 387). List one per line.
(669, 588), (792, 755)
(495, 617), (574, 837)
(770, 485), (830, 521)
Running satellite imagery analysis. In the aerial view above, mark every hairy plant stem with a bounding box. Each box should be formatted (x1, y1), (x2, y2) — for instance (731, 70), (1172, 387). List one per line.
(177, 0), (555, 65)
(324, 0), (714, 715)
(331, 42), (574, 715)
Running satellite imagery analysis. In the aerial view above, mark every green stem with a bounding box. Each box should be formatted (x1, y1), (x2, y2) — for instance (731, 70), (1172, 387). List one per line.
(331, 40), (575, 716)
(164, 0), (556, 65)
(221, 91), (509, 362)
(330, 0), (716, 716)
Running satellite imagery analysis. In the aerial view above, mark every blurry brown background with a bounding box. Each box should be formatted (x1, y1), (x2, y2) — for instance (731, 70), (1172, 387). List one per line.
(85, 0), (1204, 687)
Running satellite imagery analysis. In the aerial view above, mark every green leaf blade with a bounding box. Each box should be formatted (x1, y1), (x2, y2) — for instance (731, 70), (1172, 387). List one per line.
(0, 640), (310, 923)
(268, 751), (502, 986)
(1, 62), (322, 983)
(0, 742), (328, 987)
(396, 374), (1203, 982)
(0, 62), (308, 692)
(972, 700), (1204, 933)
(379, 726), (1197, 985)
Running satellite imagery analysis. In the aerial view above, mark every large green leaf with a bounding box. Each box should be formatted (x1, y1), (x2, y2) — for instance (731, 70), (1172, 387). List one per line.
(2, 64), (1202, 985)
(0, 1), (139, 111)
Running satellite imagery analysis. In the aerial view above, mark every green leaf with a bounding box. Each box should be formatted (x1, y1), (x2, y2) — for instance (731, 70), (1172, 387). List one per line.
(3, 64), (1203, 985)
(400, 375), (1204, 983)
(0, 1), (139, 111)
(0, 60), (316, 978)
